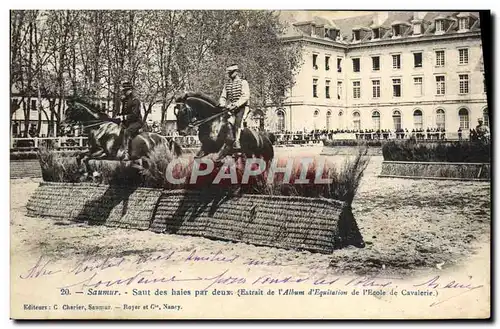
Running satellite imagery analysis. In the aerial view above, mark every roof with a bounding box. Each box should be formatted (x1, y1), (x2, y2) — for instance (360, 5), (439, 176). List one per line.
(280, 11), (482, 43)
(332, 13), (376, 41)
(312, 16), (338, 29)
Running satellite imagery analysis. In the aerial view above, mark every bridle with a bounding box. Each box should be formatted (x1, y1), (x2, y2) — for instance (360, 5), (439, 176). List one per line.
(67, 101), (112, 130)
(174, 101), (228, 129)
(174, 102), (196, 127)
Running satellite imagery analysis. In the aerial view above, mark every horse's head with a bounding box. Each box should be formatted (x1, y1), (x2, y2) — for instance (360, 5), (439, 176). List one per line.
(174, 97), (195, 136)
(64, 97), (110, 126)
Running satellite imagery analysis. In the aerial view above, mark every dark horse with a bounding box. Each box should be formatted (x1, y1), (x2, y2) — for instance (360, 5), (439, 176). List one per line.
(64, 97), (182, 178)
(174, 92), (275, 163)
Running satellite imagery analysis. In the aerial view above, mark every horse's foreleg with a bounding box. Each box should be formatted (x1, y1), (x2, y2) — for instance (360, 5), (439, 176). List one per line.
(195, 148), (207, 159)
(76, 151), (86, 172)
(81, 148), (106, 181)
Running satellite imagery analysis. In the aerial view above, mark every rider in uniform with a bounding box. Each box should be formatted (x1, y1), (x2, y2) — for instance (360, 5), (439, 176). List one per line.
(117, 81), (143, 160)
(475, 117), (490, 141)
(219, 64), (250, 149)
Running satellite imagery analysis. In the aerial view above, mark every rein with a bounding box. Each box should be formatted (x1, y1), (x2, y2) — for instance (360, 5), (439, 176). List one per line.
(81, 121), (108, 129)
(81, 118), (120, 130)
(188, 111), (229, 128)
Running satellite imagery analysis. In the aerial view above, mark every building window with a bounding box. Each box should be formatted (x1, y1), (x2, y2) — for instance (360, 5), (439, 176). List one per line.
(314, 110), (319, 117)
(326, 110), (332, 130)
(413, 109), (423, 129)
(392, 78), (401, 97)
(373, 28), (380, 39)
(392, 54), (401, 69)
(436, 50), (445, 67)
(414, 52), (422, 68)
(325, 80), (331, 99)
(483, 108), (489, 127)
(337, 58), (342, 72)
(31, 99), (37, 111)
(352, 58), (360, 72)
(337, 81), (343, 99)
(353, 81), (361, 99)
(338, 111), (344, 130)
(393, 110), (402, 130)
(325, 56), (330, 71)
(436, 109), (446, 129)
(436, 75), (446, 95)
(459, 74), (469, 94)
(413, 23), (422, 35)
(459, 108), (469, 129)
(372, 80), (380, 98)
(483, 74), (487, 93)
(353, 111), (361, 131)
(276, 110), (285, 131)
(313, 79), (318, 98)
(436, 20), (444, 33)
(414, 77), (423, 97)
(459, 48), (469, 64)
(313, 54), (318, 70)
(372, 56), (380, 71)
(459, 17), (469, 30)
(372, 111), (381, 131)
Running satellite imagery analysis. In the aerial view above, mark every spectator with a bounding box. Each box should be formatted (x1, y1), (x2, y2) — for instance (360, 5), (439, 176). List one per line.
(458, 127), (463, 141)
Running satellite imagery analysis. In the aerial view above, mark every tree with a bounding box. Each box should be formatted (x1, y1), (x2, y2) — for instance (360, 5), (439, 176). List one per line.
(10, 10), (302, 134)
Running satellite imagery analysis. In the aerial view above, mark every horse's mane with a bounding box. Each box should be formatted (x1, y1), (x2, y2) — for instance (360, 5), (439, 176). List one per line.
(176, 92), (218, 107)
(68, 96), (111, 120)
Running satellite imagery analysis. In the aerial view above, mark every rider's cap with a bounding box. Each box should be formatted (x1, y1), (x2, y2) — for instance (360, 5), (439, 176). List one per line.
(121, 81), (133, 91)
(226, 64), (239, 72)
(478, 118), (484, 122)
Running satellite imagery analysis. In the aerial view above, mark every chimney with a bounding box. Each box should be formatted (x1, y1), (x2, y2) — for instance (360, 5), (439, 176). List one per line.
(375, 12), (389, 26)
(413, 11), (427, 21)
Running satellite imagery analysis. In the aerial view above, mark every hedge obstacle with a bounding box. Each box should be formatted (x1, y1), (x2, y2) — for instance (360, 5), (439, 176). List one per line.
(26, 182), (365, 254)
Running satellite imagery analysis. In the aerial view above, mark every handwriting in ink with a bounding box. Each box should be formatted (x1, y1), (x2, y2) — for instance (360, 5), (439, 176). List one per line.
(19, 255), (61, 279)
(413, 275), (484, 290)
(184, 250), (240, 264)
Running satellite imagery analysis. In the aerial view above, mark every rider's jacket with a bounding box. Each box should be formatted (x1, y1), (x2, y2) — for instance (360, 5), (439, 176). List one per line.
(120, 95), (142, 124)
(219, 76), (250, 110)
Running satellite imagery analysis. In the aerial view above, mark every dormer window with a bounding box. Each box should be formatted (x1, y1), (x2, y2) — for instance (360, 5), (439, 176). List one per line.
(372, 28), (380, 39)
(393, 25), (401, 37)
(413, 22), (422, 35)
(459, 17), (469, 31)
(353, 30), (360, 41)
(331, 29), (338, 40)
(435, 19), (444, 33)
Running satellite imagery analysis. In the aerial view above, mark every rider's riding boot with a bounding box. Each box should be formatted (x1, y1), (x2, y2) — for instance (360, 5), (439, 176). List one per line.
(120, 133), (131, 161)
(233, 128), (242, 149)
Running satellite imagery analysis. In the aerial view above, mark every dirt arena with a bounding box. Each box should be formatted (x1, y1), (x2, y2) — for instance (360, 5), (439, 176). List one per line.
(10, 147), (491, 278)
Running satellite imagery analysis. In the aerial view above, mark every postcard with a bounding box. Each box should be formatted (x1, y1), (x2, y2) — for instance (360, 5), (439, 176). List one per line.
(10, 9), (491, 319)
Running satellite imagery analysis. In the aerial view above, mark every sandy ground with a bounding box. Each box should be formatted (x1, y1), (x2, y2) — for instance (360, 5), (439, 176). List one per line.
(9, 147), (492, 319)
(10, 148), (491, 277)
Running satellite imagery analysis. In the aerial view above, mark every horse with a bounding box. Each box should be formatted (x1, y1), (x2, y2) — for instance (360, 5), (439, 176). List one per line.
(64, 97), (182, 179)
(173, 92), (275, 163)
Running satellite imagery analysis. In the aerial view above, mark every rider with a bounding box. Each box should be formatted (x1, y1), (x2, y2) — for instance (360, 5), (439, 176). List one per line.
(475, 117), (490, 141)
(117, 81), (143, 160)
(218, 64), (250, 149)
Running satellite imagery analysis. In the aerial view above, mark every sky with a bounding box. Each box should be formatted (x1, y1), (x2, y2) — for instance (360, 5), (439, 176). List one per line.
(280, 10), (374, 23)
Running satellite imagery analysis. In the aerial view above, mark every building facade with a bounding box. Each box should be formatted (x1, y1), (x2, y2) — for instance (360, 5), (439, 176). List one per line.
(267, 11), (488, 134)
